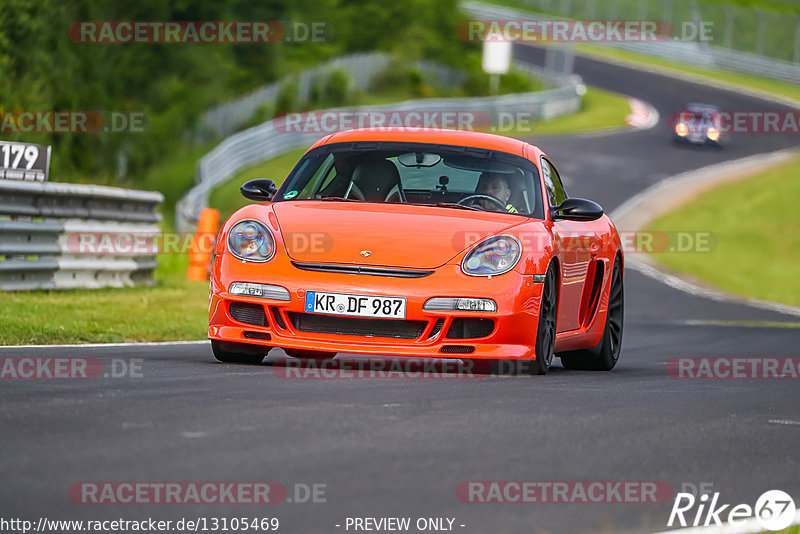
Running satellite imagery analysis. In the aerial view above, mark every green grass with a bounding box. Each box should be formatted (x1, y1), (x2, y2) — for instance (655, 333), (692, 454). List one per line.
(575, 45), (800, 104)
(0, 254), (209, 345)
(514, 86), (629, 136)
(209, 148), (307, 221)
(139, 142), (217, 231)
(646, 155), (800, 307)
(757, 527), (800, 534)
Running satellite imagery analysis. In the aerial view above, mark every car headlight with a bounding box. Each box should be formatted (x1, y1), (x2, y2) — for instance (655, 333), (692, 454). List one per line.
(227, 219), (275, 262)
(675, 123), (689, 137)
(461, 235), (521, 277)
(706, 127), (720, 141)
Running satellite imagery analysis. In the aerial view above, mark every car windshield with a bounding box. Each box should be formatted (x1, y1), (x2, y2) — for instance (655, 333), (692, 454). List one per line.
(274, 142), (544, 218)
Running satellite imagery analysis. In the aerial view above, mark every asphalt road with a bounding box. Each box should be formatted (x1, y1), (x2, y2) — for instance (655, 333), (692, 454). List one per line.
(1, 47), (798, 534)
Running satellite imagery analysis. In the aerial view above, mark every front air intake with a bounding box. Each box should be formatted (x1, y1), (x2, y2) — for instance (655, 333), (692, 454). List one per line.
(446, 318), (495, 339)
(229, 302), (268, 327)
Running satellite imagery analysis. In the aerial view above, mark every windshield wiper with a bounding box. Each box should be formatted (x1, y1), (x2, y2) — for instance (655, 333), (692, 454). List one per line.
(422, 202), (483, 212)
(318, 196), (364, 202)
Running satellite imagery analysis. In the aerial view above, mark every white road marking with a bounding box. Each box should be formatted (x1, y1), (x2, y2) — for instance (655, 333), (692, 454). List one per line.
(768, 419), (800, 426)
(0, 340), (209, 349)
(180, 431), (210, 438)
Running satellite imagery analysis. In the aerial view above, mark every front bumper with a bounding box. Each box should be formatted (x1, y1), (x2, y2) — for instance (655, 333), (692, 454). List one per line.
(209, 256), (544, 360)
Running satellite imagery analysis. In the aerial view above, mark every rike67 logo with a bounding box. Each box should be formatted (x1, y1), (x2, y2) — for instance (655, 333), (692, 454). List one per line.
(668, 489), (796, 531)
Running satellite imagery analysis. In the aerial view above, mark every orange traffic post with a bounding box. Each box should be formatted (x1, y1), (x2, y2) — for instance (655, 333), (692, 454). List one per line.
(186, 208), (220, 281)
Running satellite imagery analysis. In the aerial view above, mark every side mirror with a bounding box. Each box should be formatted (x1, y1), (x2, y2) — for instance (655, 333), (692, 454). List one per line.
(241, 179), (278, 202)
(551, 198), (604, 221)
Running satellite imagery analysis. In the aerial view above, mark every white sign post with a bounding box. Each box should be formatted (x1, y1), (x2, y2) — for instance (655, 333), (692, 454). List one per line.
(482, 40), (512, 95)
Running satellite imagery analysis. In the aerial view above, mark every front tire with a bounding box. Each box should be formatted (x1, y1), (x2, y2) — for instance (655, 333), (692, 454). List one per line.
(528, 264), (558, 375)
(560, 256), (624, 371)
(211, 340), (268, 364)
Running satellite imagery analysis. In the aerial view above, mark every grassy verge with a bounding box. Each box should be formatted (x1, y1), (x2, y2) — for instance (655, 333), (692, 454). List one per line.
(645, 155), (800, 307)
(757, 527), (799, 534)
(517, 86), (630, 136)
(574, 45), (800, 103)
(0, 255), (209, 345)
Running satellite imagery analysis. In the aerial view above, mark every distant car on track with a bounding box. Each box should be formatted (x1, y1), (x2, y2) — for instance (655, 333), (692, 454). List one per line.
(208, 128), (624, 374)
(671, 103), (727, 147)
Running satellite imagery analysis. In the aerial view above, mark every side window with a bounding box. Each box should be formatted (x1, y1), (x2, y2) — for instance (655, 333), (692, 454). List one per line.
(540, 157), (567, 207)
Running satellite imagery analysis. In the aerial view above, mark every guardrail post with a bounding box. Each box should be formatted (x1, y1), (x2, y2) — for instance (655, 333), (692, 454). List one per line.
(794, 17), (800, 64)
(756, 10), (766, 56)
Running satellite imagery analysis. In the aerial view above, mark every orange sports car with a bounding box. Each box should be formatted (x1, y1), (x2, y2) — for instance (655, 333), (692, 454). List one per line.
(208, 128), (624, 374)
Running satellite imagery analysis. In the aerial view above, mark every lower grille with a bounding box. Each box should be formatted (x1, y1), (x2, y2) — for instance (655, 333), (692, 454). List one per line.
(243, 331), (272, 340)
(441, 345), (475, 354)
(446, 318), (495, 339)
(229, 302), (268, 327)
(288, 312), (426, 339)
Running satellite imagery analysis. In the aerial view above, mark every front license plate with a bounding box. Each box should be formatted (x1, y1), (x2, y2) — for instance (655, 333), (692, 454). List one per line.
(305, 291), (406, 319)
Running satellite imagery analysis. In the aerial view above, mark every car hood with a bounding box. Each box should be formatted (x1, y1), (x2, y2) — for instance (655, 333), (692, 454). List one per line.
(272, 201), (524, 269)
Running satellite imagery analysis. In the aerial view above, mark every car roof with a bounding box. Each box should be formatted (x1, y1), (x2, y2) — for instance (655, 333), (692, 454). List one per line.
(309, 128), (530, 157)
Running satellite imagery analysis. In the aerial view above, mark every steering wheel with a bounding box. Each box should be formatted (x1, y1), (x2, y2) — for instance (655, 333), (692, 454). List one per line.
(457, 194), (507, 211)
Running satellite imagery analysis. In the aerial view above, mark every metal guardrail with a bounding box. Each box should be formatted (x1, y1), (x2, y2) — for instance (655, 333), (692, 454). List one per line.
(0, 180), (163, 291)
(464, 1), (800, 84)
(176, 54), (582, 231)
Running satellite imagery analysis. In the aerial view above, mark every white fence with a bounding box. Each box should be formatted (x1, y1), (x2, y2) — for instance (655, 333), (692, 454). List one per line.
(465, 1), (800, 84)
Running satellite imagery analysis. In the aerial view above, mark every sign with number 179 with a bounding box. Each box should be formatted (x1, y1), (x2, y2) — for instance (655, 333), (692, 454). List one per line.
(0, 140), (51, 182)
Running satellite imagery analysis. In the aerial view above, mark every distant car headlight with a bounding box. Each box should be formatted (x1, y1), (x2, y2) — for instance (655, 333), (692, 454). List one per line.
(461, 235), (521, 277)
(706, 127), (720, 141)
(675, 123), (689, 137)
(227, 219), (275, 262)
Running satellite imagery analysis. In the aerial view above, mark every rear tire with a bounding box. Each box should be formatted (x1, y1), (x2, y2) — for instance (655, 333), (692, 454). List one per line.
(528, 264), (558, 375)
(211, 340), (268, 364)
(560, 256), (623, 371)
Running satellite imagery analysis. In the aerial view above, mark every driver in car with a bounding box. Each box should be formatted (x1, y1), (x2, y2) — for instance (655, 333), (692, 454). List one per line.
(474, 172), (519, 213)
